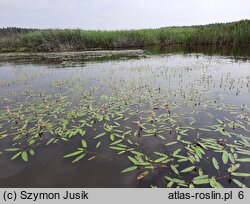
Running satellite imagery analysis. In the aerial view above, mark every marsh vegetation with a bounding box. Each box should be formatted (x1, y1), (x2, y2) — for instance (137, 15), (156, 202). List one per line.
(0, 20), (250, 52)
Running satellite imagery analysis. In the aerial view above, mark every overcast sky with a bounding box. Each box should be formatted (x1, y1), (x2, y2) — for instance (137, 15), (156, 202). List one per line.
(0, 0), (249, 30)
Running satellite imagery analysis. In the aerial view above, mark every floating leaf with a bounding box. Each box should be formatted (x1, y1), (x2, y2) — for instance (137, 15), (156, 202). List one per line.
(212, 157), (219, 170)
(222, 151), (229, 164)
(110, 134), (115, 141)
(11, 151), (22, 160)
(189, 184), (195, 188)
(128, 156), (138, 164)
(165, 141), (178, 146)
(217, 119), (223, 124)
(232, 179), (246, 188)
(81, 140), (87, 148)
(193, 178), (210, 185)
(154, 156), (168, 163)
(173, 149), (181, 156)
(46, 138), (55, 145)
(199, 128), (211, 132)
(231, 172), (250, 177)
(96, 141), (101, 149)
(121, 166), (137, 173)
(110, 139), (123, 146)
(167, 181), (174, 188)
(227, 164), (240, 173)
(94, 132), (106, 139)
(79, 129), (86, 136)
(72, 153), (86, 163)
(5, 148), (20, 152)
(170, 165), (179, 175)
(237, 158), (250, 162)
(229, 153), (235, 164)
(181, 166), (195, 173)
(110, 146), (125, 151)
(209, 177), (217, 188)
(21, 151), (28, 162)
(64, 151), (83, 158)
(29, 149), (35, 156)
(198, 167), (203, 176)
(0, 134), (8, 139)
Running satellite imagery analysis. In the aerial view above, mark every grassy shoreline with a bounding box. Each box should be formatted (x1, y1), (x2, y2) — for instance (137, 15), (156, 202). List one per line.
(0, 20), (250, 52)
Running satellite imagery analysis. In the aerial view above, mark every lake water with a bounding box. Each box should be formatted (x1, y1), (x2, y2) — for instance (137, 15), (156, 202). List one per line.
(0, 46), (250, 188)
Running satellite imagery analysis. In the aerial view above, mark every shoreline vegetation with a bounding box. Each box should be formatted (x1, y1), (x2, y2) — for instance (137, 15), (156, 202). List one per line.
(0, 20), (249, 53)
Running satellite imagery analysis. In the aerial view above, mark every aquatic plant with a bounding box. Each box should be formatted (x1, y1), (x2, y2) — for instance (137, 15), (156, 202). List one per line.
(0, 52), (250, 188)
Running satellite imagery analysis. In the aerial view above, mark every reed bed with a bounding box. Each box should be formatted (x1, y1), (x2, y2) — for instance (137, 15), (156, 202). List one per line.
(0, 20), (249, 52)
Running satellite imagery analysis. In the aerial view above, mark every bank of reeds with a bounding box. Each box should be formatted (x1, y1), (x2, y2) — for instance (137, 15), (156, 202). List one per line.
(0, 20), (249, 52)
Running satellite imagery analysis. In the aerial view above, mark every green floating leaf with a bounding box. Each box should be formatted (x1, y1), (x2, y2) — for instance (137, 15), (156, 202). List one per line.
(29, 149), (35, 156)
(94, 132), (106, 139)
(79, 129), (86, 136)
(64, 150), (83, 158)
(110, 146), (125, 151)
(11, 151), (22, 160)
(164, 176), (173, 182)
(232, 179), (246, 188)
(212, 157), (219, 170)
(191, 146), (202, 158)
(46, 138), (55, 145)
(229, 153), (235, 164)
(110, 134), (115, 141)
(5, 148), (20, 152)
(227, 164), (240, 173)
(181, 166), (195, 173)
(222, 151), (229, 164)
(110, 139), (123, 146)
(165, 141), (178, 146)
(210, 177), (217, 188)
(237, 158), (250, 162)
(199, 128), (211, 132)
(121, 166), (137, 173)
(0, 133), (8, 139)
(167, 181), (174, 188)
(96, 141), (101, 149)
(21, 151), (28, 162)
(231, 172), (250, 177)
(154, 156), (168, 163)
(193, 178), (210, 185)
(81, 140), (87, 148)
(72, 154), (86, 163)
(198, 167), (203, 176)
(189, 184), (195, 188)
(128, 156), (138, 165)
(173, 148), (181, 156)
(170, 165), (179, 175)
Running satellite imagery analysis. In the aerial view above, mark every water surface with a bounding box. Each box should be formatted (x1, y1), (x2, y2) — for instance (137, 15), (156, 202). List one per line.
(0, 46), (250, 188)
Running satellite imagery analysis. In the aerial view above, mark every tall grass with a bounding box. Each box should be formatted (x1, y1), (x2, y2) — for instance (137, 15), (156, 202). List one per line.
(0, 20), (249, 52)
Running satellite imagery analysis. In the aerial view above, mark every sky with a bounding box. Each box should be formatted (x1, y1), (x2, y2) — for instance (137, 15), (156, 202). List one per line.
(0, 0), (250, 30)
